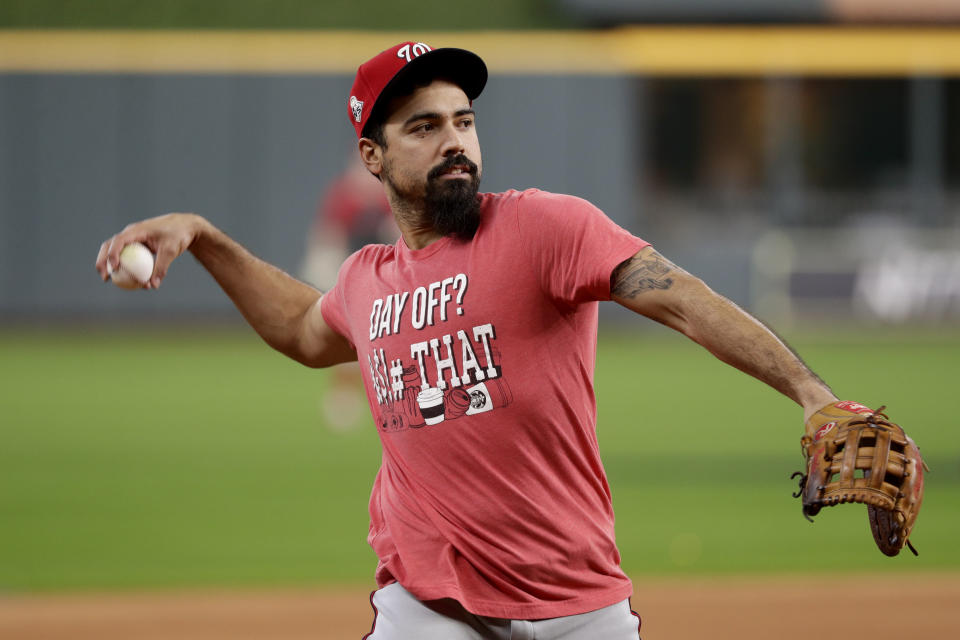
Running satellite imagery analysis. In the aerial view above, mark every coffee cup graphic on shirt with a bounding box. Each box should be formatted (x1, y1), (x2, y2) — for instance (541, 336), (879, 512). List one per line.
(416, 387), (446, 425)
(465, 379), (513, 416)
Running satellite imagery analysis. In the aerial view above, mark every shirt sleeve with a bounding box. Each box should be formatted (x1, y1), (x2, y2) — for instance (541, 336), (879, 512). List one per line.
(515, 190), (649, 305)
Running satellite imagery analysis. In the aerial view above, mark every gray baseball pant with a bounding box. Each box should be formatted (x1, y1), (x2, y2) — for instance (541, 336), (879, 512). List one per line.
(363, 582), (641, 639)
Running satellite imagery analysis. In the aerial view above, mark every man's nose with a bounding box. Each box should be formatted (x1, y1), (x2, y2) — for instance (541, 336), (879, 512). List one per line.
(440, 122), (466, 156)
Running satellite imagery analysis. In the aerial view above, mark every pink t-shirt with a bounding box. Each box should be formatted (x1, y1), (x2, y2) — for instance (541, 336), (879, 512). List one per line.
(321, 188), (648, 619)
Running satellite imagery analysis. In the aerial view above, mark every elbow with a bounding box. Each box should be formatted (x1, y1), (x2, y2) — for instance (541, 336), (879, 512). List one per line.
(667, 276), (715, 339)
(294, 339), (357, 369)
(259, 334), (315, 367)
(276, 341), (336, 369)
(254, 327), (333, 369)
(299, 354), (344, 369)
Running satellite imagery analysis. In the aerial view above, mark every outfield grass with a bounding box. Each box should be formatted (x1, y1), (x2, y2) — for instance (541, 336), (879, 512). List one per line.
(1, 325), (957, 592)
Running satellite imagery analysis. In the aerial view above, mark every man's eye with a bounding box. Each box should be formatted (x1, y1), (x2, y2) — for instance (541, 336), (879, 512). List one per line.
(415, 123), (433, 133)
(459, 119), (473, 128)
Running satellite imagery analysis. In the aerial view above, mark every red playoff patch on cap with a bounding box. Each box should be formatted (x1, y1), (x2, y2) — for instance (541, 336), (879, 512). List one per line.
(814, 421), (837, 441)
(835, 401), (874, 415)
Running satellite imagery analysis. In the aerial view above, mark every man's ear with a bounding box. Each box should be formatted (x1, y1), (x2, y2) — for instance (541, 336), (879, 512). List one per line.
(358, 138), (383, 178)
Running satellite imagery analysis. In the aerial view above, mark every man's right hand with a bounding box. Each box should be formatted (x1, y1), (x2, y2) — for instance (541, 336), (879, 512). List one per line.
(95, 213), (356, 368)
(95, 213), (206, 289)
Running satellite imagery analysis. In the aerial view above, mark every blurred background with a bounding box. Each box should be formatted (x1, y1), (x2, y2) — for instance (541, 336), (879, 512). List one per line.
(1, 1), (958, 325)
(1, 2), (958, 639)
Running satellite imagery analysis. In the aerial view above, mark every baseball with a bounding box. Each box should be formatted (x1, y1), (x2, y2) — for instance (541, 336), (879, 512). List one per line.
(109, 242), (155, 289)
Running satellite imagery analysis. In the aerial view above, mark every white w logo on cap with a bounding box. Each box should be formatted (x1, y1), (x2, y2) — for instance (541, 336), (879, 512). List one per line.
(397, 42), (432, 63)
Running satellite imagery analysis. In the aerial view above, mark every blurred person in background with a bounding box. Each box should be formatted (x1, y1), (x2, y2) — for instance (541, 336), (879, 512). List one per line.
(301, 152), (396, 430)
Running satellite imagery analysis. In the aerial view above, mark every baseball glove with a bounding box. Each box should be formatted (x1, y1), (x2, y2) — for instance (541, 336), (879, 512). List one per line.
(792, 401), (927, 556)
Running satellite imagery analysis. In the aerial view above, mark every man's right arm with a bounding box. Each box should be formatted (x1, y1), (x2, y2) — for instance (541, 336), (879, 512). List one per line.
(96, 213), (356, 368)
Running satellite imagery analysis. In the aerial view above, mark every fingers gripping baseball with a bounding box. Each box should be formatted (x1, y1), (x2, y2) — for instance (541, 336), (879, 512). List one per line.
(96, 213), (202, 289)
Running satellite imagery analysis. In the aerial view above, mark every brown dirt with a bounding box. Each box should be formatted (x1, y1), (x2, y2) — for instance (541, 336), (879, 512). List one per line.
(1, 574), (957, 639)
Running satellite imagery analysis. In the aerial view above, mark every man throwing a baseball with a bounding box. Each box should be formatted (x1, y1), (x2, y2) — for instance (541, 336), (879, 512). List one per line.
(96, 42), (911, 639)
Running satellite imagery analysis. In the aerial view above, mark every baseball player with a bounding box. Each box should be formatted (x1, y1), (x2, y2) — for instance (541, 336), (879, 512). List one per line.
(96, 42), (842, 638)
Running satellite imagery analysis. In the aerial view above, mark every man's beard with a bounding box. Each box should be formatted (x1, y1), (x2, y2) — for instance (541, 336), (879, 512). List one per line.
(384, 153), (482, 241)
(423, 154), (482, 240)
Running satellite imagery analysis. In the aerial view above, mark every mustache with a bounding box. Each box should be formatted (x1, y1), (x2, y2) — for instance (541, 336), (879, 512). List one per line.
(427, 154), (479, 181)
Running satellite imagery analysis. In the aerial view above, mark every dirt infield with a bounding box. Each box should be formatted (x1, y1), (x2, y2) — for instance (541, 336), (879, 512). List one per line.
(2, 574), (957, 639)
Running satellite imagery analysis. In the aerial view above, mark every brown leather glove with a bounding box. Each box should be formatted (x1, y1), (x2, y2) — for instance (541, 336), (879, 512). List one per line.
(793, 401), (927, 556)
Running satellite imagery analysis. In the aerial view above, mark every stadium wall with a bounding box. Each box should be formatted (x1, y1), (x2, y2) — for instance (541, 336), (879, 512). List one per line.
(0, 72), (638, 318)
(2, 28), (958, 322)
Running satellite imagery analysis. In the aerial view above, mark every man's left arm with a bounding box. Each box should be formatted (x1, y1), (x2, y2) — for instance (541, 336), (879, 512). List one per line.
(610, 246), (837, 422)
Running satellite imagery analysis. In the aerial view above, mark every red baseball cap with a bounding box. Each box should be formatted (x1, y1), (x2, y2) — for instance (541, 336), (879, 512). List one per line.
(348, 41), (488, 139)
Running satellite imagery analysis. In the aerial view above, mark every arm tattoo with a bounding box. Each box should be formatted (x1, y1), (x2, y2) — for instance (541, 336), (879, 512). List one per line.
(610, 252), (677, 299)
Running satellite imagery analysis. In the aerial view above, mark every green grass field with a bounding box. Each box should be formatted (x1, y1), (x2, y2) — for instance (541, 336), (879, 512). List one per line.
(1, 325), (957, 592)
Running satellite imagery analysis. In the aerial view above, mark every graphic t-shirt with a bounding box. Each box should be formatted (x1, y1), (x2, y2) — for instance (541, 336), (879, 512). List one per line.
(321, 188), (649, 619)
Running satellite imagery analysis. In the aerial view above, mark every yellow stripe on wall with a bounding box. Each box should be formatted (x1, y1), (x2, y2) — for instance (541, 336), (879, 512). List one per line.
(1, 28), (959, 75)
(612, 27), (960, 76)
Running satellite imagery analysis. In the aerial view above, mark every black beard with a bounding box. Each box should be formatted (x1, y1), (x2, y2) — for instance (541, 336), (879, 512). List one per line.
(424, 154), (481, 240)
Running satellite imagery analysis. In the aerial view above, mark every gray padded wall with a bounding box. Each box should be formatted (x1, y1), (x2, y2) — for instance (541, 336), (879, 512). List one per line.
(0, 73), (638, 319)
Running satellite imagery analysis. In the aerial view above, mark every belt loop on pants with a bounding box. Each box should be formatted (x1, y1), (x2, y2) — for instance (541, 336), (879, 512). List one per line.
(510, 618), (536, 640)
